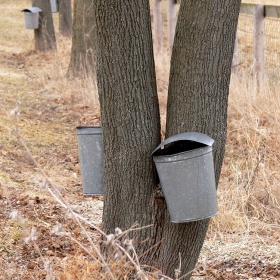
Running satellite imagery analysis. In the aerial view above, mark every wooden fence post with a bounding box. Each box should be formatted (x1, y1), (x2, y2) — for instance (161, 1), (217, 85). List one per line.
(167, 0), (176, 54)
(253, 4), (265, 92)
(232, 31), (239, 75)
(153, 0), (163, 54)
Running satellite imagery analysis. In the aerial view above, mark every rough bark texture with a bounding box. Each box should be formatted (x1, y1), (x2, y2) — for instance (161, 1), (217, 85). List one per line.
(94, 0), (161, 254)
(161, 1), (241, 278)
(94, 0), (241, 279)
(32, 0), (56, 52)
(68, 0), (96, 76)
(59, 0), (72, 37)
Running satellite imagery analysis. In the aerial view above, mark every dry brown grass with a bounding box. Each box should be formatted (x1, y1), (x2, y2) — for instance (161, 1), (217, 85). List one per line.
(153, 53), (280, 239)
(0, 1), (280, 279)
(154, 51), (170, 138)
(209, 74), (280, 237)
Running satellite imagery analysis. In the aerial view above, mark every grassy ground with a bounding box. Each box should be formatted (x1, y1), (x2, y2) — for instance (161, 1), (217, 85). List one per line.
(0, 1), (279, 279)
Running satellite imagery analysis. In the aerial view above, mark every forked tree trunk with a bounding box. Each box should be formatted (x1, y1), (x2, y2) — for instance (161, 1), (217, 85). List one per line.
(59, 0), (72, 37)
(68, 0), (96, 76)
(94, 0), (241, 279)
(32, 0), (56, 52)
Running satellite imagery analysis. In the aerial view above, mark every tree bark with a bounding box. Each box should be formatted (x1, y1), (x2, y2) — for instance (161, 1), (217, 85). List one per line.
(161, 1), (241, 278)
(32, 0), (56, 52)
(94, 0), (241, 279)
(59, 0), (72, 37)
(94, 0), (162, 254)
(68, 0), (96, 76)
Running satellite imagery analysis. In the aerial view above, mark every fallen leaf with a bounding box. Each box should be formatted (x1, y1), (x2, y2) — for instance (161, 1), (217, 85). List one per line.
(27, 262), (37, 269)
(45, 250), (55, 256)
(52, 242), (61, 249)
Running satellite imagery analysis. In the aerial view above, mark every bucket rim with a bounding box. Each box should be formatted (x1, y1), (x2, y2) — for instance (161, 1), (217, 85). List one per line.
(76, 126), (102, 135)
(153, 146), (212, 163)
(170, 211), (218, 223)
(21, 7), (42, 13)
(151, 132), (214, 156)
(76, 126), (101, 129)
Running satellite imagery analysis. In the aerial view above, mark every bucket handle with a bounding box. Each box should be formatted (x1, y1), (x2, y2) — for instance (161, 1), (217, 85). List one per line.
(151, 132), (214, 156)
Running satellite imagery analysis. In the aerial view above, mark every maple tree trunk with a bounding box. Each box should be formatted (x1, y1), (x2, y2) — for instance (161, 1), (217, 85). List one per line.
(32, 0), (56, 52)
(68, 0), (96, 76)
(159, 1), (241, 278)
(59, 0), (72, 37)
(94, 0), (161, 250)
(94, 0), (241, 279)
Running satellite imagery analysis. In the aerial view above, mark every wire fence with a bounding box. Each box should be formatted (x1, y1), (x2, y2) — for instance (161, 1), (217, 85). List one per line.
(237, 13), (280, 81)
(237, 14), (254, 71)
(264, 17), (280, 80)
(232, 8), (280, 83)
(151, 2), (280, 83)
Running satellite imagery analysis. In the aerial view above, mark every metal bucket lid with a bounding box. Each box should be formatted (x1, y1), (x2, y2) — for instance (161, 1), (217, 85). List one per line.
(76, 126), (102, 135)
(21, 7), (42, 13)
(151, 132), (214, 156)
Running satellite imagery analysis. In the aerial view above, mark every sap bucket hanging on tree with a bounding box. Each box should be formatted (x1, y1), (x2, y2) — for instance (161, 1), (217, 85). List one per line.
(50, 0), (59, 13)
(21, 7), (42, 29)
(151, 132), (218, 223)
(76, 126), (103, 195)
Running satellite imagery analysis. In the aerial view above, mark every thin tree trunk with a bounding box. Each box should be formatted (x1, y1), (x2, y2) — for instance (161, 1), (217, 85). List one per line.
(232, 32), (239, 75)
(253, 4), (265, 93)
(68, 0), (96, 76)
(59, 0), (72, 37)
(160, 1), (241, 278)
(32, 0), (56, 52)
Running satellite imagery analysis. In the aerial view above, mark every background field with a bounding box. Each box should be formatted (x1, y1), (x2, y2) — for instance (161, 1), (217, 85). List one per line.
(0, 1), (279, 279)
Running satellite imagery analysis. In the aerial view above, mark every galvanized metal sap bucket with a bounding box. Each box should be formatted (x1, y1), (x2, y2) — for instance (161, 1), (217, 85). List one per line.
(50, 0), (59, 13)
(21, 7), (42, 29)
(76, 126), (103, 195)
(151, 132), (218, 223)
